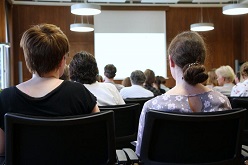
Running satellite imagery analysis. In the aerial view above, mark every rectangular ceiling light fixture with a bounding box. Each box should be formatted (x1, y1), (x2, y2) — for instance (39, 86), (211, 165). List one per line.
(141, 0), (179, 3)
(192, 0), (231, 2)
(88, 0), (126, 2)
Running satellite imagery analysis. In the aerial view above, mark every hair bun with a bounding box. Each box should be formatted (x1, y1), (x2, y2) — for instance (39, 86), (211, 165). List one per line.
(183, 63), (208, 85)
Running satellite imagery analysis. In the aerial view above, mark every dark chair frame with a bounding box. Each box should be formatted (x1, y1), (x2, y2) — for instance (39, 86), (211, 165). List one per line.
(4, 111), (124, 165)
(125, 108), (247, 165)
(99, 103), (140, 149)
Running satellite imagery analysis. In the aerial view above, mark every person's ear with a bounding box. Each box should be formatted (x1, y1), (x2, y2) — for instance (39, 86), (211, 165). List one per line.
(169, 55), (175, 68)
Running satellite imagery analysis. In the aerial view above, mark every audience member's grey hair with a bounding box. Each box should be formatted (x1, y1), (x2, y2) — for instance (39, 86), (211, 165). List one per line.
(130, 70), (146, 85)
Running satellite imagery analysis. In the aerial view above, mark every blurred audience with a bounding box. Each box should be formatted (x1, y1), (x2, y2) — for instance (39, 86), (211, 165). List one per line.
(144, 69), (161, 96)
(205, 68), (218, 89)
(120, 70), (154, 99)
(213, 65), (235, 96)
(136, 31), (231, 156)
(159, 76), (170, 92)
(231, 62), (248, 96)
(155, 76), (166, 94)
(104, 64), (124, 91)
(69, 51), (125, 106)
(122, 77), (131, 87)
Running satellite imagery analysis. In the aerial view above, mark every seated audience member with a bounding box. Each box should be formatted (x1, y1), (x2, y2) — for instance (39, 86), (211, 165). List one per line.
(213, 65), (235, 96)
(159, 76), (170, 92)
(155, 76), (166, 94)
(104, 64), (124, 91)
(69, 51), (125, 106)
(136, 31), (231, 156)
(205, 68), (218, 89)
(120, 70), (154, 99)
(97, 74), (103, 82)
(144, 69), (161, 96)
(122, 77), (131, 87)
(59, 64), (70, 80)
(0, 24), (99, 156)
(231, 62), (248, 96)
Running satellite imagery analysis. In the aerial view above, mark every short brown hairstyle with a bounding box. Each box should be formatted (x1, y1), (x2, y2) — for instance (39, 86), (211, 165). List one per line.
(104, 64), (117, 79)
(20, 24), (69, 77)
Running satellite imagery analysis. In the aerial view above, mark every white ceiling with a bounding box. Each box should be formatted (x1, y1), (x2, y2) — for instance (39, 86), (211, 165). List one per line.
(11, 0), (248, 7)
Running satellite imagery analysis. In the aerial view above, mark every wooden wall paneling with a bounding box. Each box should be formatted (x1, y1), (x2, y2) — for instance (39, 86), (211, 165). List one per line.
(0, 0), (6, 42)
(241, 15), (248, 62)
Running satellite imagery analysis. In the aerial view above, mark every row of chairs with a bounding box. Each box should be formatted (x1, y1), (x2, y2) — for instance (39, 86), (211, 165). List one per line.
(2, 97), (248, 165)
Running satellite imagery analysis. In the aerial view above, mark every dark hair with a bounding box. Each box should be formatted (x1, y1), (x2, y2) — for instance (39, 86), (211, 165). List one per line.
(20, 24), (69, 77)
(144, 69), (156, 86)
(168, 31), (208, 85)
(104, 64), (117, 79)
(69, 51), (98, 84)
(130, 70), (146, 85)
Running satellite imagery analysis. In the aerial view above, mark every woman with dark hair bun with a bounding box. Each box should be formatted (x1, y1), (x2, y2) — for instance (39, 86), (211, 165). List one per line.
(135, 31), (231, 156)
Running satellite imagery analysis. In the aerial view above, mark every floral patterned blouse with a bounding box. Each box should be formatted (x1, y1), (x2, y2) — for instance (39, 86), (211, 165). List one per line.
(231, 79), (248, 97)
(135, 90), (232, 156)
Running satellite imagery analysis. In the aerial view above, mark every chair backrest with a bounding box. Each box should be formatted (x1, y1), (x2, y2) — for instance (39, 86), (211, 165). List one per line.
(5, 111), (116, 165)
(140, 109), (247, 165)
(99, 103), (140, 149)
(124, 97), (153, 114)
(229, 97), (248, 145)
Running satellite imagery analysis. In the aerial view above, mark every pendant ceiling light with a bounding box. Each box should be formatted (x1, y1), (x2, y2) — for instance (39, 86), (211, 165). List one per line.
(71, 3), (101, 16)
(70, 23), (94, 32)
(70, 15), (95, 32)
(223, 3), (248, 15)
(190, 7), (214, 32)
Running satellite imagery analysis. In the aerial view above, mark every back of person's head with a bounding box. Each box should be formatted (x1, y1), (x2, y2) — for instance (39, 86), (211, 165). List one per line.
(159, 76), (166, 84)
(59, 64), (70, 80)
(122, 77), (131, 87)
(206, 68), (218, 86)
(97, 74), (103, 82)
(168, 31), (208, 86)
(240, 62), (248, 79)
(20, 24), (69, 77)
(104, 64), (117, 79)
(155, 76), (162, 88)
(215, 65), (235, 82)
(130, 70), (146, 85)
(144, 69), (156, 86)
(69, 51), (98, 84)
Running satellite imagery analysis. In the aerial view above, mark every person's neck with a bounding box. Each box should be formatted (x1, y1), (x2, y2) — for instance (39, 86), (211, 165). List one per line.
(104, 77), (114, 83)
(32, 72), (59, 80)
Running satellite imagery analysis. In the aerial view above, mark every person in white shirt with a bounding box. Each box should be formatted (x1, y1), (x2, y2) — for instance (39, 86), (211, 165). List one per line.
(104, 64), (124, 91)
(213, 65), (235, 96)
(120, 70), (154, 99)
(69, 51), (125, 106)
(231, 62), (248, 97)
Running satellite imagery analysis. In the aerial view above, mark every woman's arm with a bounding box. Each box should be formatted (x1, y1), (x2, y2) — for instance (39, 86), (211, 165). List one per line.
(0, 128), (4, 155)
(91, 105), (100, 113)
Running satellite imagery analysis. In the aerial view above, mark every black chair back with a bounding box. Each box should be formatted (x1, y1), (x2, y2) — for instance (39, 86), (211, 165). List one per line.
(124, 97), (153, 115)
(229, 97), (248, 145)
(99, 103), (140, 149)
(5, 111), (116, 165)
(140, 108), (247, 165)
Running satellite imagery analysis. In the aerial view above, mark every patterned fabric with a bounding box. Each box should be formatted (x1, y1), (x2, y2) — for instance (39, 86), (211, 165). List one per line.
(135, 90), (231, 156)
(144, 84), (161, 96)
(231, 79), (248, 97)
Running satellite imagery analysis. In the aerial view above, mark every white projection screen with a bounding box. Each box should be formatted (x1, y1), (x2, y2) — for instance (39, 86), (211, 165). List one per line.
(94, 10), (166, 80)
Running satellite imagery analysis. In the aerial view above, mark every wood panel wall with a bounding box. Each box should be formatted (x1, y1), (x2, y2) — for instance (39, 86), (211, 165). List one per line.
(10, 4), (247, 87)
(0, 0), (6, 42)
